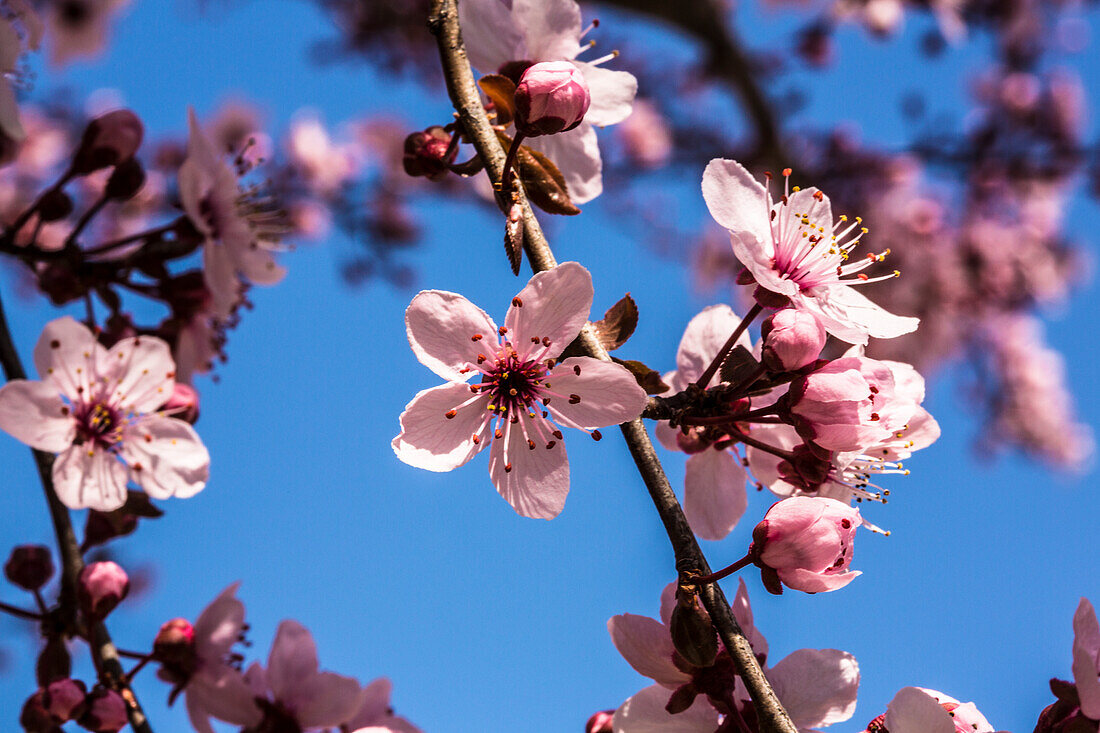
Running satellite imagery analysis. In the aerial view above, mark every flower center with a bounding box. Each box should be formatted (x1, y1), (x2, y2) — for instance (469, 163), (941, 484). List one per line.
(73, 400), (122, 449)
(58, 0), (91, 26)
(479, 346), (547, 416)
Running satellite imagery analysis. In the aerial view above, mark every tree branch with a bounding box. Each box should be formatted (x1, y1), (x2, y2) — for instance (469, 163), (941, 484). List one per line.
(0, 292), (154, 733)
(427, 3), (797, 731)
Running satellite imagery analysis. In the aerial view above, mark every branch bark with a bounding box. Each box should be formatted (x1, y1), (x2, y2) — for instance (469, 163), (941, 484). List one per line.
(0, 292), (154, 733)
(427, 3), (797, 731)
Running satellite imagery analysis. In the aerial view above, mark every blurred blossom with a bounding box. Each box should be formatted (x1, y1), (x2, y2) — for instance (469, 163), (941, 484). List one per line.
(614, 98), (672, 169)
(286, 113), (363, 196)
(45, 0), (129, 67)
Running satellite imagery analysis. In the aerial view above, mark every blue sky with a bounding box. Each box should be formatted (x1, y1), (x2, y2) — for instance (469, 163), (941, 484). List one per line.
(0, 1), (1098, 731)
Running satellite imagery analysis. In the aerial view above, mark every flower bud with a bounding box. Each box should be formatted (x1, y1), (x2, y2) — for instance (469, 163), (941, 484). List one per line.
(71, 109), (144, 175)
(5, 545), (54, 591)
(77, 561), (129, 620)
(513, 61), (591, 137)
(20, 690), (58, 733)
(402, 126), (455, 180)
(761, 308), (827, 372)
(750, 496), (862, 594)
(37, 261), (86, 306)
(37, 189), (74, 222)
(160, 383), (200, 424)
(78, 687), (128, 733)
(153, 618), (197, 674)
(105, 158), (146, 201)
(586, 711), (615, 733)
(43, 679), (87, 722)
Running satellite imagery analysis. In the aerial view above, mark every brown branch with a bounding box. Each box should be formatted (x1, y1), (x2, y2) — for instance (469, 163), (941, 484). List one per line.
(427, 3), (797, 731)
(0, 291), (154, 733)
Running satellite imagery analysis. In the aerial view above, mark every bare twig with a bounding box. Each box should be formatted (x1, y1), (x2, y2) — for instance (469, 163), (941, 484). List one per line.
(427, 3), (797, 731)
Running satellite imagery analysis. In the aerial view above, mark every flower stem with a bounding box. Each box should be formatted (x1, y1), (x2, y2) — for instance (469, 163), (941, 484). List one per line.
(694, 303), (763, 388)
(693, 553), (754, 585)
(0, 290), (155, 733)
(427, 5), (798, 732)
(83, 217), (185, 256)
(500, 131), (526, 195)
(0, 599), (42, 621)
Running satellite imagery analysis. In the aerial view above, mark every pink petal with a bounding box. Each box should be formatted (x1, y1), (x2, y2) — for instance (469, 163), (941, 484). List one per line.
(513, 0), (582, 61)
(767, 648), (859, 729)
(266, 620), (321, 706)
(457, 0), (523, 72)
(778, 567), (860, 593)
(808, 285), (919, 344)
(744, 424), (802, 498)
(203, 239), (242, 319)
(296, 670), (366, 729)
(1073, 598), (1100, 719)
(545, 358), (646, 429)
(674, 305), (752, 387)
(392, 383), (490, 472)
(488, 416), (569, 519)
(505, 263), (593, 361)
(607, 614), (689, 688)
(345, 678), (393, 729)
(52, 445), (127, 511)
(683, 450), (747, 541)
(32, 316), (103, 401)
(612, 684), (722, 732)
(658, 582), (676, 628)
(579, 63), (637, 127)
(121, 416), (209, 500)
(701, 159), (772, 249)
(884, 687), (956, 733)
(102, 335), (177, 413)
(405, 290), (498, 381)
(0, 379), (74, 451)
(731, 579), (768, 661)
(786, 187), (834, 235)
(193, 583), (246, 660)
(526, 122), (602, 204)
(186, 667), (262, 729)
(185, 691), (217, 733)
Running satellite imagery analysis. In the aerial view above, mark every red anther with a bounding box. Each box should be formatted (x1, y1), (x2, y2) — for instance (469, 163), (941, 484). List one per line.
(546, 441), (557, 449)
(504, 463), (513, 473)
(512, 297), (523, 307)
(541, 337), (551, 347)
(531, 336), (541, 344)
(569, 394), (581, 404)
(472, 435), (481, 444)
(527, 439), (536, 450)
(498, 326), (508, 336)
(471, 334), (483, 341)
(477, 354), (487, 364)
(445, 410), (457, 419)
(782, 167), (792, 176)
(870, 413), (880, 421)
(857, 273), (869, 281)
(573, 365), (581, 375)
(591, 430), (602, 441)
(813, 190), (824, 201)
(495, 428), (504, 439)
(552, 430), (563, 440)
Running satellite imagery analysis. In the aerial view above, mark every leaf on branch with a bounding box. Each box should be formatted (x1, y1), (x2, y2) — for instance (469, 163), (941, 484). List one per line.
(478, 74), (516, 127)
(81, 490), (163, 552)
(592, 294), (638, 351)
(495, 130), (581, 216)
(613, 357), (670, 395)
(718, 345), (759, 385)
(504, 202), (524, 275)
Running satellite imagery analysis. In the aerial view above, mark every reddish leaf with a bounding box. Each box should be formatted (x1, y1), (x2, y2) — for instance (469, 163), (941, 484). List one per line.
(593, 294), (638, 351)
(479, 74), (517, 127)
(613, 357), (670, 395)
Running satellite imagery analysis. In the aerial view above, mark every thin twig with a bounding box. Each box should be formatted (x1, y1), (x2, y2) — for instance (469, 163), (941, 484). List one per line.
(427, 3), (797, 731)
(0, 291), (154, 733)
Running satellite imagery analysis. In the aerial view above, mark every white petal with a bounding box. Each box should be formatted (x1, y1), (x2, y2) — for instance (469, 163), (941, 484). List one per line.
(505, 263), (593, 360)
(193, 583), (246, 660)
(811, 285), (919, 343)
(767, 648), (859, 729)
(513, 0), (582, 61)
(121, 416), (209, 500)
(545, 358), (646, 429)
(613, 685), (721, 733)
(702, 159), (772, 248)
(52, 445), (128, 511)
(682, 450), (747, 541)
(405, 290), (498, 382)
(392, 383), (490, 472)
(32, 316), (103, 401)
(786, 187), (834, 235)
(457, 0), (524, 72)
(103, 334), (177, 413)
(674, 305), (751, 387)
(0, 380), (74, 451)
(607, 614), (690, 688)
(884, 687), (955, 733)
(489, 415), (569, 519)
(578, 63), (637, 127)
(526, 122), (602, 204)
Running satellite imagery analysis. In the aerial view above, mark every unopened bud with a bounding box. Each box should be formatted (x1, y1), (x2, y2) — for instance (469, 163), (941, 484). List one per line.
(586, 710), (615, 733)
(513, 61), (590, 137)
(669, 591), (718, 668)
(37, 189), (74, 222)
(160, 383), (200, 424)
(20, 690), (57, 733)
(72, 109), (144, 175)
(77, 562), (129, 620)
(77, 687), (127, 733)
(402, 126), (455, 180)
(5, 545), (54, 591)
(43, 679), (87, 723)
(105, 158), (146, 201)
(761, 308), (827, 372)
(153, 618), (196, 670)
(37, 262), (86, 306)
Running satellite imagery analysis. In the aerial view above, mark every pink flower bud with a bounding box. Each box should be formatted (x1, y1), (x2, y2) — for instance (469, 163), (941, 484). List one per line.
(586, 710), (615, 733)
(72, 109), (144, 175)
(750, 496), (862, 594)
(402, 126), (456, 180)
(761, 308), (827, 372)
(43, 679), (87, 722)
(153, 618), (197, 675)
(21, 690), (55, 733)
(78, 687), (128, 733)
(5, 545), (54, 591)
(514, 61), (591, 137)
(161, 383), (200, 424)
(77, 561), (130, 620)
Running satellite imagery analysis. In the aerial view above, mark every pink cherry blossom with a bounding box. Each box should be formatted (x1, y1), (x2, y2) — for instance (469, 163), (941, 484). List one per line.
(751, 496), (862, 593)
(243, 620), (365, 731)
(653, 305), (752, 540)
(609, 579), (859, 732)
(393, 262), (647, 519)
(0, 316), (210, 511)
(1073, 598), (1100, 721)
(459, 0), (637, 203)
(179, 109), (286, 319)
(342, 677), (422, 733)
(44, 0), (128, 67)
(78, 560), (129, 619)
(701, 159), (918, 345)
(863, 687), (996, 733)
(761, 308), (827, 372)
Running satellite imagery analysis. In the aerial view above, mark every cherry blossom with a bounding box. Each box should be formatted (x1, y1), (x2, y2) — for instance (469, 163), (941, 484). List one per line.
(1073, 598), (1100, 721)
(750, 496), (862, 594)
(342, 677), (422, 733)
(393, 262), (648, 519)
(44, 0), (128, 67)
(862, 687), (995, 733)
(609, 579), (859, 732)
(0, 316), (209, 511)
(179, 108), (287, 319)
(701, 159), (918, 345)
(459, 0), (637, 203)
